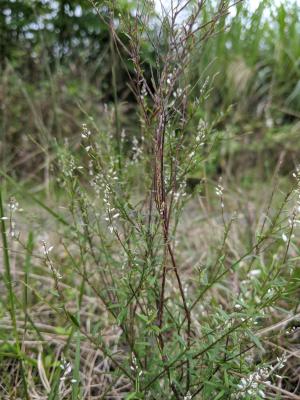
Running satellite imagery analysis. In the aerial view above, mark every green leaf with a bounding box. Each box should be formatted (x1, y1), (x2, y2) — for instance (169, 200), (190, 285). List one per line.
(247, 330), (264, 352)
(215, 390), (225, 400)
(125, 392), (143, 400)
(66, 312), (80, 329)
(137, 313), (149, 323)
(224, 369), (229, 388)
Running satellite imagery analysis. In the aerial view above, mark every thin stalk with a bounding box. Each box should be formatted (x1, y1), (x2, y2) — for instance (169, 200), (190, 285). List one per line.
(0, 189), (29, 399)
(109, 15), (121, 171)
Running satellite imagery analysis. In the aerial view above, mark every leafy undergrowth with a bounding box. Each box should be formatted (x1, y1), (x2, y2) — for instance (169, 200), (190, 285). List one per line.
(0, 175), (299, 399)
(1, 1), (300, 398)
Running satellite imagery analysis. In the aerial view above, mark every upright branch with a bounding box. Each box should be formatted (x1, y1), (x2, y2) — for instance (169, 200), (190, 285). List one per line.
(111, 0), (233, 392)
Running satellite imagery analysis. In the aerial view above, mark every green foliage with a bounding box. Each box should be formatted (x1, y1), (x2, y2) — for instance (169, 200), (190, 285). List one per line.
(0, 1), (300, 399)
(191, 0), (300, 123)
(0, 0), (136, 65)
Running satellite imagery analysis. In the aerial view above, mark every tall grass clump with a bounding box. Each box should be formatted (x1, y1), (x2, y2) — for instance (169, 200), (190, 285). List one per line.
(191, 0), (300, 123)
(187, 0), (300, 179)
(0, 1), (300, 399)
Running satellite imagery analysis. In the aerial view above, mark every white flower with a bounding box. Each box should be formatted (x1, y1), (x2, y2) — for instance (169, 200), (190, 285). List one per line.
(81, 123), (91, 139)
(184, 391), (192, 400)
(60, 359), (73, 382)
(42, 241), (54, 256)
(249, 269), (261, 277)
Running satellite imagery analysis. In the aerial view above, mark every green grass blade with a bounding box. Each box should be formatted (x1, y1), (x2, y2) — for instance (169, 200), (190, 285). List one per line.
(23, 232), (34, 336)
(0, 189), (29, 399)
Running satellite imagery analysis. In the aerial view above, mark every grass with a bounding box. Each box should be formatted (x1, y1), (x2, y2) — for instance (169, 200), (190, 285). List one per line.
(0, 177), (299, 399)
(0, 0), (300, 399)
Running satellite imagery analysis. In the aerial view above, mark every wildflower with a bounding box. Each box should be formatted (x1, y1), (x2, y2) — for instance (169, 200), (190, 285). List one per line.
(42, 241), (54, 256)
(215, 183), (224, 197)
(132, 136), (143, 163)
(121, 129), (126, 142)
(88, 160), (94, 176)
(234, 366), (271, 399)
(248, 269), (261, 277)
(276, 355), (287, 369)
(196, 119), (206, 146)
(234, 304), (242, 311)
(60, 358), (73, 382)
(166, 72), (173, 85)
(131, 353), (138, 372)
(173, 87), (183, 98)
(42, 241), (62, 280)
(9, 198), (19, 212)
(184, 284), (188, 297)
(141, 83), (147, 99)
(81, 123), (91, 139)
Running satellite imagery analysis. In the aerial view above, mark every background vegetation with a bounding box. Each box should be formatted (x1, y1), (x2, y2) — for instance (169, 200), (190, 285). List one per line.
(0, 0), (299, 399)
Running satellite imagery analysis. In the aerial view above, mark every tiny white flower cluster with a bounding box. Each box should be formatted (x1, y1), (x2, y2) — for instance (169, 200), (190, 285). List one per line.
(81, 123), (93, 152)
(233, 367), (271, 399)
(81, 123), (91, 139)
(88, 159), (94, 176)
(90, 173), (104, 196)
(60, 358), (77, 383)
(130, 353), (143, 378)
(292, 166), (300, 185)
(121, 128), (126, 143)
(9, 198), (20, 212)
(172, 181), (187, 203)
(276, 354), (287, 370)
(292, 166), (300, 215)
(200, 76), (210, 97)
(183, 283), (188, 297)
(166, 72), (174, 86)
(248, 269), (261, 278)
(140, 83), (147, 100)
(233, 354), (287, 400)
(0, 198), (23, 239)
(7, 197), (22, 239)
(42, 241), (62, 280)
(132, 136), (143, 163)
(183, 391), (192, 400)
(215, 181), (224, 198)
(234, 304), (243, 311)
(43, 242), (54, 256)
(286, 325), (297, 335)
(173, 87), (183, 98)
(215, 179), (225, 208)
(196, 119), (206, 146)
(58, 153), (78, 180)
(266, 287), (275, 298)
(90, 166), (118, 196)
(102, 176), (121, 234)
